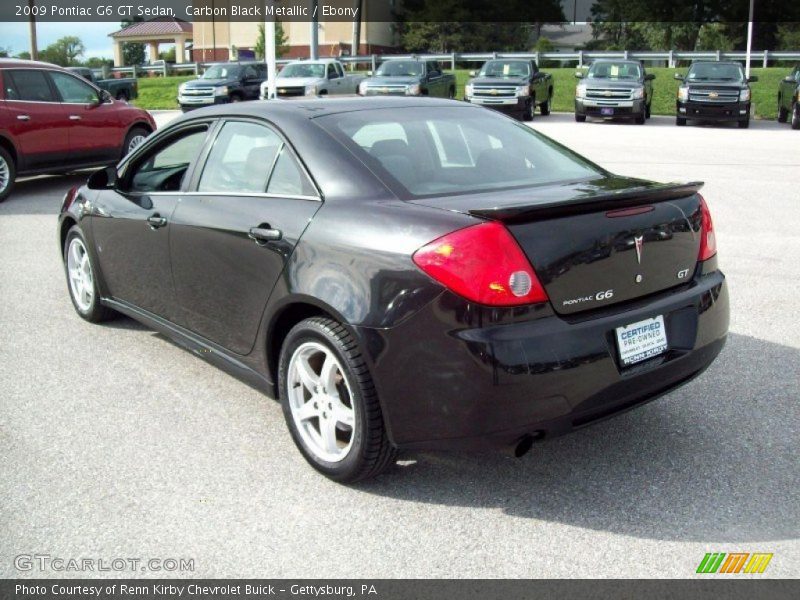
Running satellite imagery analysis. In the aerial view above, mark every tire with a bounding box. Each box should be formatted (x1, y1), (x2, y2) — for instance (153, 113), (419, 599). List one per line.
(522, 97), (534, 121)
(278, 317), (396, 483)
(777, 95), (788, 123)
(448, 87), (455, 99)
(645, 102), (651, 119)
(116, 90), (129, 102)
(676, 117), (687, 126)
(0, 145), (16, 203)
(63, 225), (116, 323)
(792, 104), (800, 130)
(123, 126), (149, 157)
(575, 113), (586, 122)
(738, 117), (750, 129)
(229, 93), (243, 103)
(635, 111), (646, 125)
(540, 95), (551, 116)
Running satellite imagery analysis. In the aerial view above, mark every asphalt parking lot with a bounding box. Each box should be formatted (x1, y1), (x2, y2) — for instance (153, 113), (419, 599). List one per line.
(1, 112), (798, 578)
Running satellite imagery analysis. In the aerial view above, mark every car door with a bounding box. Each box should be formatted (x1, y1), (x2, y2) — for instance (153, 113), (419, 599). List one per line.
(48, 70), (122, 164)
(91, 123), (213, 322)
(241, 64), (262, 100)
(2, 69), (72, 170)
(326, 63), (342, 93)
(781, 66), (800, 111)
(426, 62), (443, 96)
(169, 118), (321, 355)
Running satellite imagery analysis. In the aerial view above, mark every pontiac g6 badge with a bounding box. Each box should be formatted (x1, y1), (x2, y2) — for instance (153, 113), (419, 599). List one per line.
(634, 235), (644, 264)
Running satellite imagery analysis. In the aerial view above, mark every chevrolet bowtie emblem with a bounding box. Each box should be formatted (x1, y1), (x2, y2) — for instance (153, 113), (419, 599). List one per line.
(708, 92), (719, 98)
(490, 89), (498, 95)
(604, 90), (612, 96)
(634, 235), (644, 264)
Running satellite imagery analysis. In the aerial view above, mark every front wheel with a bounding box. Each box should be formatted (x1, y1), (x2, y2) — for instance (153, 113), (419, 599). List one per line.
(540, 95), (551, 116)
(63, 226), (116, 322)
(522, 98), (534, 121)
(0, 145), (16, 203)
(738, 117), (750, 129)
(778, 95), (788, 123)
(575, 113), (586, 122)
(676, 117), (687, 126)
(645, 102), (651, 119)
(448, 87), (455, 99)
(792, 104), (800, 130)
(635, 111), (646, 125)
(278, 317), (396, 483)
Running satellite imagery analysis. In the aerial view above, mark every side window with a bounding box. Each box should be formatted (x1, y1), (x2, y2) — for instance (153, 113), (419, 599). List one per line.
(531, 61), (539, 75)
(327, 63), (339, 79)
(428, 62), (440, 76)
(243, 65), (258, 80)
(257, 64), (268, 78)
(267, 147), (316, 197)
(198, 121), (282, 193)
(125, 127), (208, 193)
(336, 63), (345, 78)
(6, 70), (57, 102)
(50, 72), (99, 104)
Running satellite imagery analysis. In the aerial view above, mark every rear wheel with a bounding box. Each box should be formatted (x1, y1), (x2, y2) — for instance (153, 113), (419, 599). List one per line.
(0, 146), (16, 203)
(123, 126), (149, 157)
(676, 117), (687, 126)
(777, 94), (788, 122)
(278, 317), (396, 483)
(575, 113), (586, 122)
(63, 226), (116, 322)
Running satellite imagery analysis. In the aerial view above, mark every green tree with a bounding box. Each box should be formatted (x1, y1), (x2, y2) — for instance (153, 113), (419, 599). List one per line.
(159, 47), (177, 63)
(119, 18), (145, 66)
(776, 24), (800, 50)
(17, 51), (31, 60)
(0, 48), (10, 58)
(84, 56), (113, 69)
(255, 21), (289, 59)
(39, 36), (85, 66)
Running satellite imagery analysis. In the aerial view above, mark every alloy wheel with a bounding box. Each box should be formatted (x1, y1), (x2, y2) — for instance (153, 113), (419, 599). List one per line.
(287, 341), (356, 463)
(127, 135), (146, 154)
(67, 237), (94, 312)
(0, 154), (9, 194)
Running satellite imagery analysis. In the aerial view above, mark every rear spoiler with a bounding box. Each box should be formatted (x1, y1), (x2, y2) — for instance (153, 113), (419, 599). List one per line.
(469, 181), (704, 222)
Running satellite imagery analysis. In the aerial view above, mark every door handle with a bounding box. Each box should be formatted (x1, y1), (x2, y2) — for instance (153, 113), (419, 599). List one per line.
(147, 214), (167, 229)
(248, 226), (282, 244)
(17, 115), (30, 121)
(69, 115), (82, 121)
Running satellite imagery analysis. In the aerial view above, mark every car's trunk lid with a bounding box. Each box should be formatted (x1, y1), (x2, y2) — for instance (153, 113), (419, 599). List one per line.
(410, 177), (705, 314)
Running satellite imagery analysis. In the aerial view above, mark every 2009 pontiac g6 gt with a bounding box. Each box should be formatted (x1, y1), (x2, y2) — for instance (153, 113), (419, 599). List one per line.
(58, 98), (728, 482)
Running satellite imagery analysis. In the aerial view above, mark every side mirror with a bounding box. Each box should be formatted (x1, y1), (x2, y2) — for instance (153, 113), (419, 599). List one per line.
(574, 72), (584, 79)
(87, 165), (117, 190)
(367, 70), (373, 77)
(784, 76), (796, 83)
(94, 89), (111, 105)
(645, 73), (655, 81)
(469, 70), (476, 77)
(674, 73), (685, 81)
(747, 75), (758, 83)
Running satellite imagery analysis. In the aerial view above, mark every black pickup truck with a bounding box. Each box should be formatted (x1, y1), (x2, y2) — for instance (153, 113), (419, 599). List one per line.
(67, 67), (138, 102)
(358, 59), (456, 98)
(675, 61), (756, 128)
(177, 62), (268, 111)
(464, 59), (553, 121)
(777, 64), (800, 129)
(574, 60), (654, 124)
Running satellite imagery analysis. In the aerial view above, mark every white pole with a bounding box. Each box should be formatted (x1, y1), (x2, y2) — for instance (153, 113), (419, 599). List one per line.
(264, 2), (277, 99)
(745, 0), (754, 78)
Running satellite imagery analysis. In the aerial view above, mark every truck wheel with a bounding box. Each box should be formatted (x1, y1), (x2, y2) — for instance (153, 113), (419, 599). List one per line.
(229, 93), (243, 103)
(540, 95), (551, 116)
(676, 117), (687, 126)
(448, 87), (455, 99)
(635, 111), (646, 125)
(523, 98), (534, 121)
(738, 117), (750, 129)
(0, 145), (16, 203)
(575, 113), (586, 123)
(792, 104), (800, 130)
(116, 90), (129, 102)
(645, 102), (651, 119)
(777, 95), (788, 123)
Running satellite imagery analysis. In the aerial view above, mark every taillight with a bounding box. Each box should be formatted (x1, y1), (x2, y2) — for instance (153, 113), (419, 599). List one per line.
(698, 194), (717, 261)
(412, 221), (549, 306)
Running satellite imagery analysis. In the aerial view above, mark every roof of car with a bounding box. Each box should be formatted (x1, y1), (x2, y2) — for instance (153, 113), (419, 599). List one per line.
(172, 97), (473, 123)
(0, 58), (65, 70)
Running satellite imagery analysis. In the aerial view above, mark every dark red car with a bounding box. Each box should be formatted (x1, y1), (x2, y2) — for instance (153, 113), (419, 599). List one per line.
(0, 59), (156, 202)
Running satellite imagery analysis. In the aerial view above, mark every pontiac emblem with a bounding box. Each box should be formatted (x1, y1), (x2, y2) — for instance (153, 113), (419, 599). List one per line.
(708, 92), (719, 98)
(634, 235), (644, 264)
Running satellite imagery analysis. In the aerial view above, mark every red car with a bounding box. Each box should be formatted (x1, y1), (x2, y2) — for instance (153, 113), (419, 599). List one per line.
(0, 59), (156, 202)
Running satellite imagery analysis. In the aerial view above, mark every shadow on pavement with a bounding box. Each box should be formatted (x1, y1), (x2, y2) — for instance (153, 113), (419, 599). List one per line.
(0, 174), (89, 216)
(356, 332), (799, 544)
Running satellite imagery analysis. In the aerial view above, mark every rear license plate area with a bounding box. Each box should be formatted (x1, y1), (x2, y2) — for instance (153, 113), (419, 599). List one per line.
(615, 315), (668, 366)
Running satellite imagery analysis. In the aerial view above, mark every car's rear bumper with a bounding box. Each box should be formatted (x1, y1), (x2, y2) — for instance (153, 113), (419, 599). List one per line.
(677, 100), (750, 121)
(358, 262), (729, 452)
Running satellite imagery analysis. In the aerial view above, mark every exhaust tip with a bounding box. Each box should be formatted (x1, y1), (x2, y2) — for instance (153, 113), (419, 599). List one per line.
(513, 432), (544, 458)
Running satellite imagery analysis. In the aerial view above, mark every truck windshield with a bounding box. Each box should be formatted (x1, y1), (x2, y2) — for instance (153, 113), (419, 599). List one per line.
(202, 65), (241, 79)
(587, 62), (641, 80)
(376, 62), (423, 77)
(318, 107), (601, 198)
(687, 63), (744, 82)
(478, 61), (530, 78)
(280, 63), (326, 78)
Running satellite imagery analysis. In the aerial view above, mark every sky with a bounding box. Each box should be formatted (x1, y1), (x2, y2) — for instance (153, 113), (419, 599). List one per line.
(0, 22), (121, 59)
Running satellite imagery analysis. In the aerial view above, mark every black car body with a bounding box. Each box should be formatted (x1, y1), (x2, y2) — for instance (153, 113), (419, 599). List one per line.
(464, 59), (553, 121)
(574, 60), (654, 124)
(178, 62), (267, 111)
(58, 98), (728, 481)
(777, 64), (800, 129)
(675, 61), (755, 128)
(67, 67), (139, 102)
(358, 59), (456, 98)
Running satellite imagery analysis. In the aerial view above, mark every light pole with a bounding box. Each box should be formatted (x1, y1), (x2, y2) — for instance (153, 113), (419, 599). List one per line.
(264, 1), (277, 99)
(28, 0), (38, 60)
(745, 0), (755, 78)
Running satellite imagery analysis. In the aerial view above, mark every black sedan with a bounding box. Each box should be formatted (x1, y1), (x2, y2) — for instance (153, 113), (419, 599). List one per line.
(58, 98), (729, 482)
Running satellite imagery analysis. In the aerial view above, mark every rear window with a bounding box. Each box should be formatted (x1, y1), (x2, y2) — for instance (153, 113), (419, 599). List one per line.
(5, 70), (57, 102)
(317, 107), (601, 198)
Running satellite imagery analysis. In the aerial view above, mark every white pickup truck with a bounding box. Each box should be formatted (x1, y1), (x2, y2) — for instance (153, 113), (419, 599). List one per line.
(260, 59), (365, 99)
